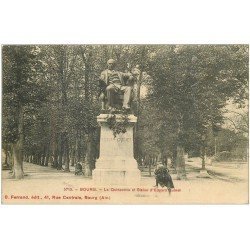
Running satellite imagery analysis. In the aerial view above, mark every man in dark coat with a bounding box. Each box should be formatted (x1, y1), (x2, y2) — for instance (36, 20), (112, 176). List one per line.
(154, 162), (174, 195)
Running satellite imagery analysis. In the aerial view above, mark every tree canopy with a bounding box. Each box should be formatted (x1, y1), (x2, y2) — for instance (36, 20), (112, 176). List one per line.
(2, 45), (248, 179)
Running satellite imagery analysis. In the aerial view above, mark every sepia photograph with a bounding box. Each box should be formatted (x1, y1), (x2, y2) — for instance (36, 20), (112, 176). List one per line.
(1, 1), (250, 250)
(1, 44), (249, 204)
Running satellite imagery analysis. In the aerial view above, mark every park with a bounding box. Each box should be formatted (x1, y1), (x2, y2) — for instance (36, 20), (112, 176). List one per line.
(2, 45), (249, 204)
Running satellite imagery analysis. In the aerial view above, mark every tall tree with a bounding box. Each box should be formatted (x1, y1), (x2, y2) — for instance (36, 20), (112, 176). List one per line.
(2, 46), (46, 178)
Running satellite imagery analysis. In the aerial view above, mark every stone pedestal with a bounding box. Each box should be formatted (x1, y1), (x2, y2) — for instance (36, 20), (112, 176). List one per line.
(92, 114), (141, 185)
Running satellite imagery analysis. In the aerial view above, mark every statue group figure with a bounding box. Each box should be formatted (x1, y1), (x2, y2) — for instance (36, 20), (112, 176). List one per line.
(99, 59), (139, 112)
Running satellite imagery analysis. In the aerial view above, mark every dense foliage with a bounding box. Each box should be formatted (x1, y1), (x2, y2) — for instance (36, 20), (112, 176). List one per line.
(2, 45), (248, 179)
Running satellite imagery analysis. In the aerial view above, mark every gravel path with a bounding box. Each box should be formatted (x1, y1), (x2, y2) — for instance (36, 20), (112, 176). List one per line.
(2, 160), (248, 204)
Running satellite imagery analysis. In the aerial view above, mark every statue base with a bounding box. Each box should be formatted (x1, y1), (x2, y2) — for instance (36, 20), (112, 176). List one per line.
(92, 114), (141, 186)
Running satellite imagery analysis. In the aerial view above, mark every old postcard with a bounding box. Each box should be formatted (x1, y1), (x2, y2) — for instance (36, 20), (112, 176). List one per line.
(1, 44), (249, 204)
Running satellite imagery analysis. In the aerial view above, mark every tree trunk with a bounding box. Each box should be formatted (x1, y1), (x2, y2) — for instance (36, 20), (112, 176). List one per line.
(134, 70), (143, 159)
(41, 147), (46, 166)
(175, 113), (186, 179)
(170, 144), (177, 176)
(39, 153), (42, 165)
(80, 47), (95, 176)
(70, 146), (75, 166)
(176, 145), (187, 180)
(12, 106), (24, 179)
(201, 142), (206, 170)
(13, 143), (24, 179)
(149, 162), (152, 177)
(58, 133), (63, 170)
(84, 132), (95, 176)
(214, 137), (217, 156)
(31, 154), (34, 164)
(64, 134), (70, 172)
(53, 150), (58, 169)
(44, 144), (50, 166)
(4, 146), (8, 165)
(75, 133), (81, 163)
(134, 47), (147, 160)
(37, 155), (39, 165)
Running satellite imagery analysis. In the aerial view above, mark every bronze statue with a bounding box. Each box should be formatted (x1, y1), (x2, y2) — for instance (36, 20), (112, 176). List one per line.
(99, 59), (139, 112)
